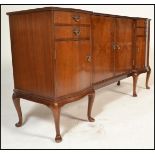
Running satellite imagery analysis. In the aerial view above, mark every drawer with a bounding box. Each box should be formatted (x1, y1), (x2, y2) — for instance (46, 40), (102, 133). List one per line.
(136, 19), (146, 27)
(136, 28), (146, 36)
(55, 26), (90, 40)
(54, 11), (91, 25)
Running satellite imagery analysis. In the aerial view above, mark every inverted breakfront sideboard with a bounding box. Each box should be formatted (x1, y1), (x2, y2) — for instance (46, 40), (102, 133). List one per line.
(7, 7), (151, 143)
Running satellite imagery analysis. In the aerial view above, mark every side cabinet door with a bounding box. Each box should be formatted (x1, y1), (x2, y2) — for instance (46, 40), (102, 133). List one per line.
(135, 37), (146, 69)
(92, 15), (114, 84)
(115, 18), (133, 75)
(135, 19), (148, 70)
(55, 41), (91, 97)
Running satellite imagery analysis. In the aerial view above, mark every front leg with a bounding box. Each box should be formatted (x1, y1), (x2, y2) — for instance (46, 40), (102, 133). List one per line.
(146, 67), (151, 89)
(12, 93), (22, 127)
(87, 90), (95, 122)
(132, 72), (139, 97)
(50, 103), (62, 143)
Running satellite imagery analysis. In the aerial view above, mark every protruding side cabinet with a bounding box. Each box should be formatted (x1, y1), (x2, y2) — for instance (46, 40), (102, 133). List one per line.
(7, 9), (95, 143)
(7, 7), (151, 143)
(133, 19), (151, 95)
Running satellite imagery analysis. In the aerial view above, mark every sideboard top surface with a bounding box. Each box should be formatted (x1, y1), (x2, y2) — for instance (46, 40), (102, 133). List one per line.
(6, 6), (150, 20)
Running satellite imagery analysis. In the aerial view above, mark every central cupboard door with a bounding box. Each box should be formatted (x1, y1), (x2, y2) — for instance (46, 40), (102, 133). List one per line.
(115, 18), (133, 75)
(55, 41), (92, 97)
(92, 15), (133, 84)
(92, 16), (114, 84)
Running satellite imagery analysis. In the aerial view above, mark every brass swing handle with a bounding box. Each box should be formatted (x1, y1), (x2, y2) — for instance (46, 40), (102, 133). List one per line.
(72, 15), (80, 22)
(86, 56), (92, 63)
(112, 43), (117, 50)
(116, 44), (121, 50)
(73, 28), (80, 36)
(112, 43), (121, 50)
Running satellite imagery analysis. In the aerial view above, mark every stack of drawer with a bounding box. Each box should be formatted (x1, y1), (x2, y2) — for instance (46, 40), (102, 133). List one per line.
(53, 11), (92, 97)
(54, 11), (91, 40)
(136, 19), (147, 36)
(135, 19), (148, 69)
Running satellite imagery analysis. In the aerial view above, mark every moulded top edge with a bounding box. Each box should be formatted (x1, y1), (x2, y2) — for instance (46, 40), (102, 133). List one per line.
(6, 6), (151, 20)
(93, 12), (150, 20)
(6, 7), (93, 15)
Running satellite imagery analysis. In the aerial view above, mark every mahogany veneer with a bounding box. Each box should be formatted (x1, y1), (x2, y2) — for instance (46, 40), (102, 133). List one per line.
(7, 7), (151, 143)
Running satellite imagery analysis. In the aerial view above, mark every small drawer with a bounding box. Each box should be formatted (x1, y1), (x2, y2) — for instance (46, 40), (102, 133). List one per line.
(54, 11), (91, 25)
(136, 28), (146, 36)
(55, 26), (90, 40)
(136, 19), (146, 27)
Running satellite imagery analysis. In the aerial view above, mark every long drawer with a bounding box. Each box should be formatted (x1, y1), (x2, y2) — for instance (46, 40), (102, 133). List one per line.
(136, 19), (146, 27)
(54, 11), (91, 25)
(55, 26), (90, 40)
(136, 28), (146, 36)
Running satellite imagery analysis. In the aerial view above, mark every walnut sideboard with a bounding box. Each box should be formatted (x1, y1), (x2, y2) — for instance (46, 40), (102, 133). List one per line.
(7, 7), (151, 143)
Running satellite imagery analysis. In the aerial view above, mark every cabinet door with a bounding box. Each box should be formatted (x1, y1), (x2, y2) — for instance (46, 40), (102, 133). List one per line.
(92, 16), (114, 84)
(115, 18), (133, 75)
(55, 41), (91, 97)
(135, 37), (146, 69)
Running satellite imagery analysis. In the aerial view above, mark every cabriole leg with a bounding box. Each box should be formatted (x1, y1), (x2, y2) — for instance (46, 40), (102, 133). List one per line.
(50, 103), (62, 143)
(146, 67), (151, 89)
(132, 73), (139, 97)
(12, 93), (22, 127)
(87, 91), (95, 122)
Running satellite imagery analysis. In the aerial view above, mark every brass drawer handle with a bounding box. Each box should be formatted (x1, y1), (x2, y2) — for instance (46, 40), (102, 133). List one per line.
(73, 28), (80, 36)
(86, 56), (91, 63)
(72, 15), (80, 22)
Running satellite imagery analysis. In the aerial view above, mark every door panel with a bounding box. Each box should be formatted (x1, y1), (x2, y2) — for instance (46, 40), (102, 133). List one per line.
(135, 37), (146, 69)
(115, 18), (133, 75)
(92, 16), (114, 84)
(55, 41), (91, 97)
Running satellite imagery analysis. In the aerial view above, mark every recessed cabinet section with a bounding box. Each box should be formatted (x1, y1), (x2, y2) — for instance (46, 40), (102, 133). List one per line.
(55, 41), (92, 97)
(92, 16), (133, 84)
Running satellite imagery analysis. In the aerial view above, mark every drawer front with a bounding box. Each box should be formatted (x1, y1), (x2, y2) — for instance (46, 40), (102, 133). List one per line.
(136, 28), (146, 36)
(55, 26), (90, 40)
(54, 11), (91, 24)
(136, 19), (146, 27)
